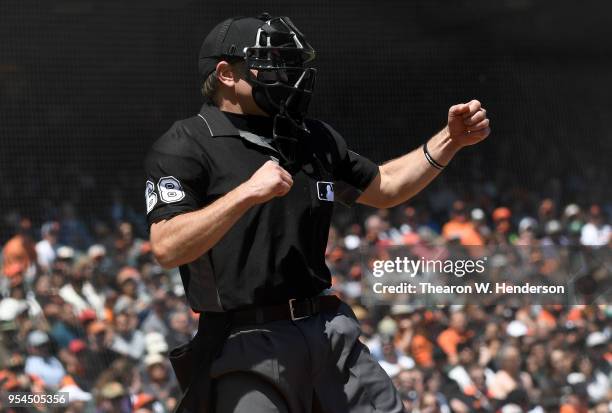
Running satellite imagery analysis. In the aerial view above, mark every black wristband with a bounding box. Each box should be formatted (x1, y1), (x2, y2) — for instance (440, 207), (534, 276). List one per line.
(423, 141), (446, 170)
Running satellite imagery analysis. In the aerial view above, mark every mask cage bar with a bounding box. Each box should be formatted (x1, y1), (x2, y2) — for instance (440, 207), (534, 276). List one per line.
(244, 17), (315, 68)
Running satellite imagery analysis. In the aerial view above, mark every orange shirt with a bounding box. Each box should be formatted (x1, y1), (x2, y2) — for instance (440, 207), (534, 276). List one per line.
(437, 328), (464, 356)
(537, 309), (557, 328)
(442, 221), (483, 246)
(560, 404), (588, 413)
(567, 307), (584, 322)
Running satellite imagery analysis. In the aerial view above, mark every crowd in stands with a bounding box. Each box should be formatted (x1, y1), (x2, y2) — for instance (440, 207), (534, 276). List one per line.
(0, 193), (610, 412)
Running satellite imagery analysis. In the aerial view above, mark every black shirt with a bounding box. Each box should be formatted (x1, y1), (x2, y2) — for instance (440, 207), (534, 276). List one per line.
(222, 112), (275, 143)
(144, 104), (379, 312)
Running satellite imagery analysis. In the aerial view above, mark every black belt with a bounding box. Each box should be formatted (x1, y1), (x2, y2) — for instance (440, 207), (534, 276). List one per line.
(230, 295), (341, 325)
(172, 295), (342, 412)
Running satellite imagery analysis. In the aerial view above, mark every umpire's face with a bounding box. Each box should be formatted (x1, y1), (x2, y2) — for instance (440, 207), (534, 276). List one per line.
(215, 60), (268, 117)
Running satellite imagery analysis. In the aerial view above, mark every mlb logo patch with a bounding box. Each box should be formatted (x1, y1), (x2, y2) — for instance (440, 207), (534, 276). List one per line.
(317, 181), (334, 202)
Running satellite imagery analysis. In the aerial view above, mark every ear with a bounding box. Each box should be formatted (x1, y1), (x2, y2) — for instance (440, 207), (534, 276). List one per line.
(215, 60), (238, 87)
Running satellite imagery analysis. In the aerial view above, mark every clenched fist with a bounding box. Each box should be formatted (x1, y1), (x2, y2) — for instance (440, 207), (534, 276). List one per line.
(447, 99), (491, 147)
(242, 160), (293, 205)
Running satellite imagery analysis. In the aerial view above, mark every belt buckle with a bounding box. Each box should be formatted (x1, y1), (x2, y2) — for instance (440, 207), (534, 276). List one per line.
(288, 298), (309, 321)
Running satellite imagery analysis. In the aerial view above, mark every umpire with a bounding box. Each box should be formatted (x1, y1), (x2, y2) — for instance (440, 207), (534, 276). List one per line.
(144, 13), (490, 413)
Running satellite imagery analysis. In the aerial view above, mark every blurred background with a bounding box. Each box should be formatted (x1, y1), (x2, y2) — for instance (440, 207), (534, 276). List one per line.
(1, 0), (611, 235)
(0, 1), (611, 412)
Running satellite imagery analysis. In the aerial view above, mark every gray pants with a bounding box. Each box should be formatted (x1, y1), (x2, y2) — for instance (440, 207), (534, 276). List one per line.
(210, 301), (404, 413)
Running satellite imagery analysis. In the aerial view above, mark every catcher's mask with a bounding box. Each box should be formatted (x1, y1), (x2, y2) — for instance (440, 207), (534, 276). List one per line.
(245, 16), (317, 173)
(243, 16), (317, 125)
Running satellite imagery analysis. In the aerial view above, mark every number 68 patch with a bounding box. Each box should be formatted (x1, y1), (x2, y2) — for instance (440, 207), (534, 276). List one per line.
(145, 176), (185, 213)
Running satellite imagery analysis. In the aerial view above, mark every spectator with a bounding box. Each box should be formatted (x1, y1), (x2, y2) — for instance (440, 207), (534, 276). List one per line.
(580, 204), (611, 246)
(538, 198), (557, 225)
(114, 266), (148, 314)
(437, 311), (470, 365)
(396, 368), (424, 412)
(488, 345), (534, 402)
(58, 202), (93, 251)
(110, 312), (146, 360)
(35, 221), (60, 271)
(112, 221), (145, 268)
(364, 214), (394, 246)
(96, 381), (131, 413)
(492, 207), (515, 244)
(24, 330), (66, 389)
(166, 311), (193, 349)
(563, 203), (582, 230)
(377, 334), (415, 378)
(460, 364), (493, 412)
(141, 352), (180, 411)
(45, 301), (81, 349)
(141, 296), (169, 336)
(59, 256), (105, 318)
(515, 217), (538, 246)
(81, 321), (120, 384)
(471, 208), (491, 243)
(59, 378), (93, 413)
(442, 201), (483, 246)
(2, 233), (36, 281)
(447, 340), (477, 392)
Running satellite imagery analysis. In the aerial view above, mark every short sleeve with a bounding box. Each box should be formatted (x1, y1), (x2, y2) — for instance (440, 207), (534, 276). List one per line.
(144, 122), (209, 226)
(314, 120), (380, 205)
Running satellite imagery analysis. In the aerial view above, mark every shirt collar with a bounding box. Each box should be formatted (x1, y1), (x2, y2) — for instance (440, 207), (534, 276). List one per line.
(198, 103), (241, 137)
(198, 103), (279, 154)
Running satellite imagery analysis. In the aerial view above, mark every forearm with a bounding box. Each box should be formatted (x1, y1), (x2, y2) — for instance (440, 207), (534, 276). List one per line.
(150, 183), (254, 268)
(377, 127), (460, 207)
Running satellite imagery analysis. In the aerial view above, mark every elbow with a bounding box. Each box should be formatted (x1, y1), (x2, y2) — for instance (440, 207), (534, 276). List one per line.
(375, 169), (404, 208)
(151, 240), (177, 269)
(150, 221), (180, 269)
(375, 167), (419, 208)
(358, 168), (395, 209)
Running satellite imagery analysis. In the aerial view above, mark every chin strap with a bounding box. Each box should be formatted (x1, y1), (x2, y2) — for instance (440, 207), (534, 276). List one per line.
(272, 102), (310, 175)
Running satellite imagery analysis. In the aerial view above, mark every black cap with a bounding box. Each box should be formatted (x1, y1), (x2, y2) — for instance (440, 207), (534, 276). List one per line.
(198, 15), (268, 78)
